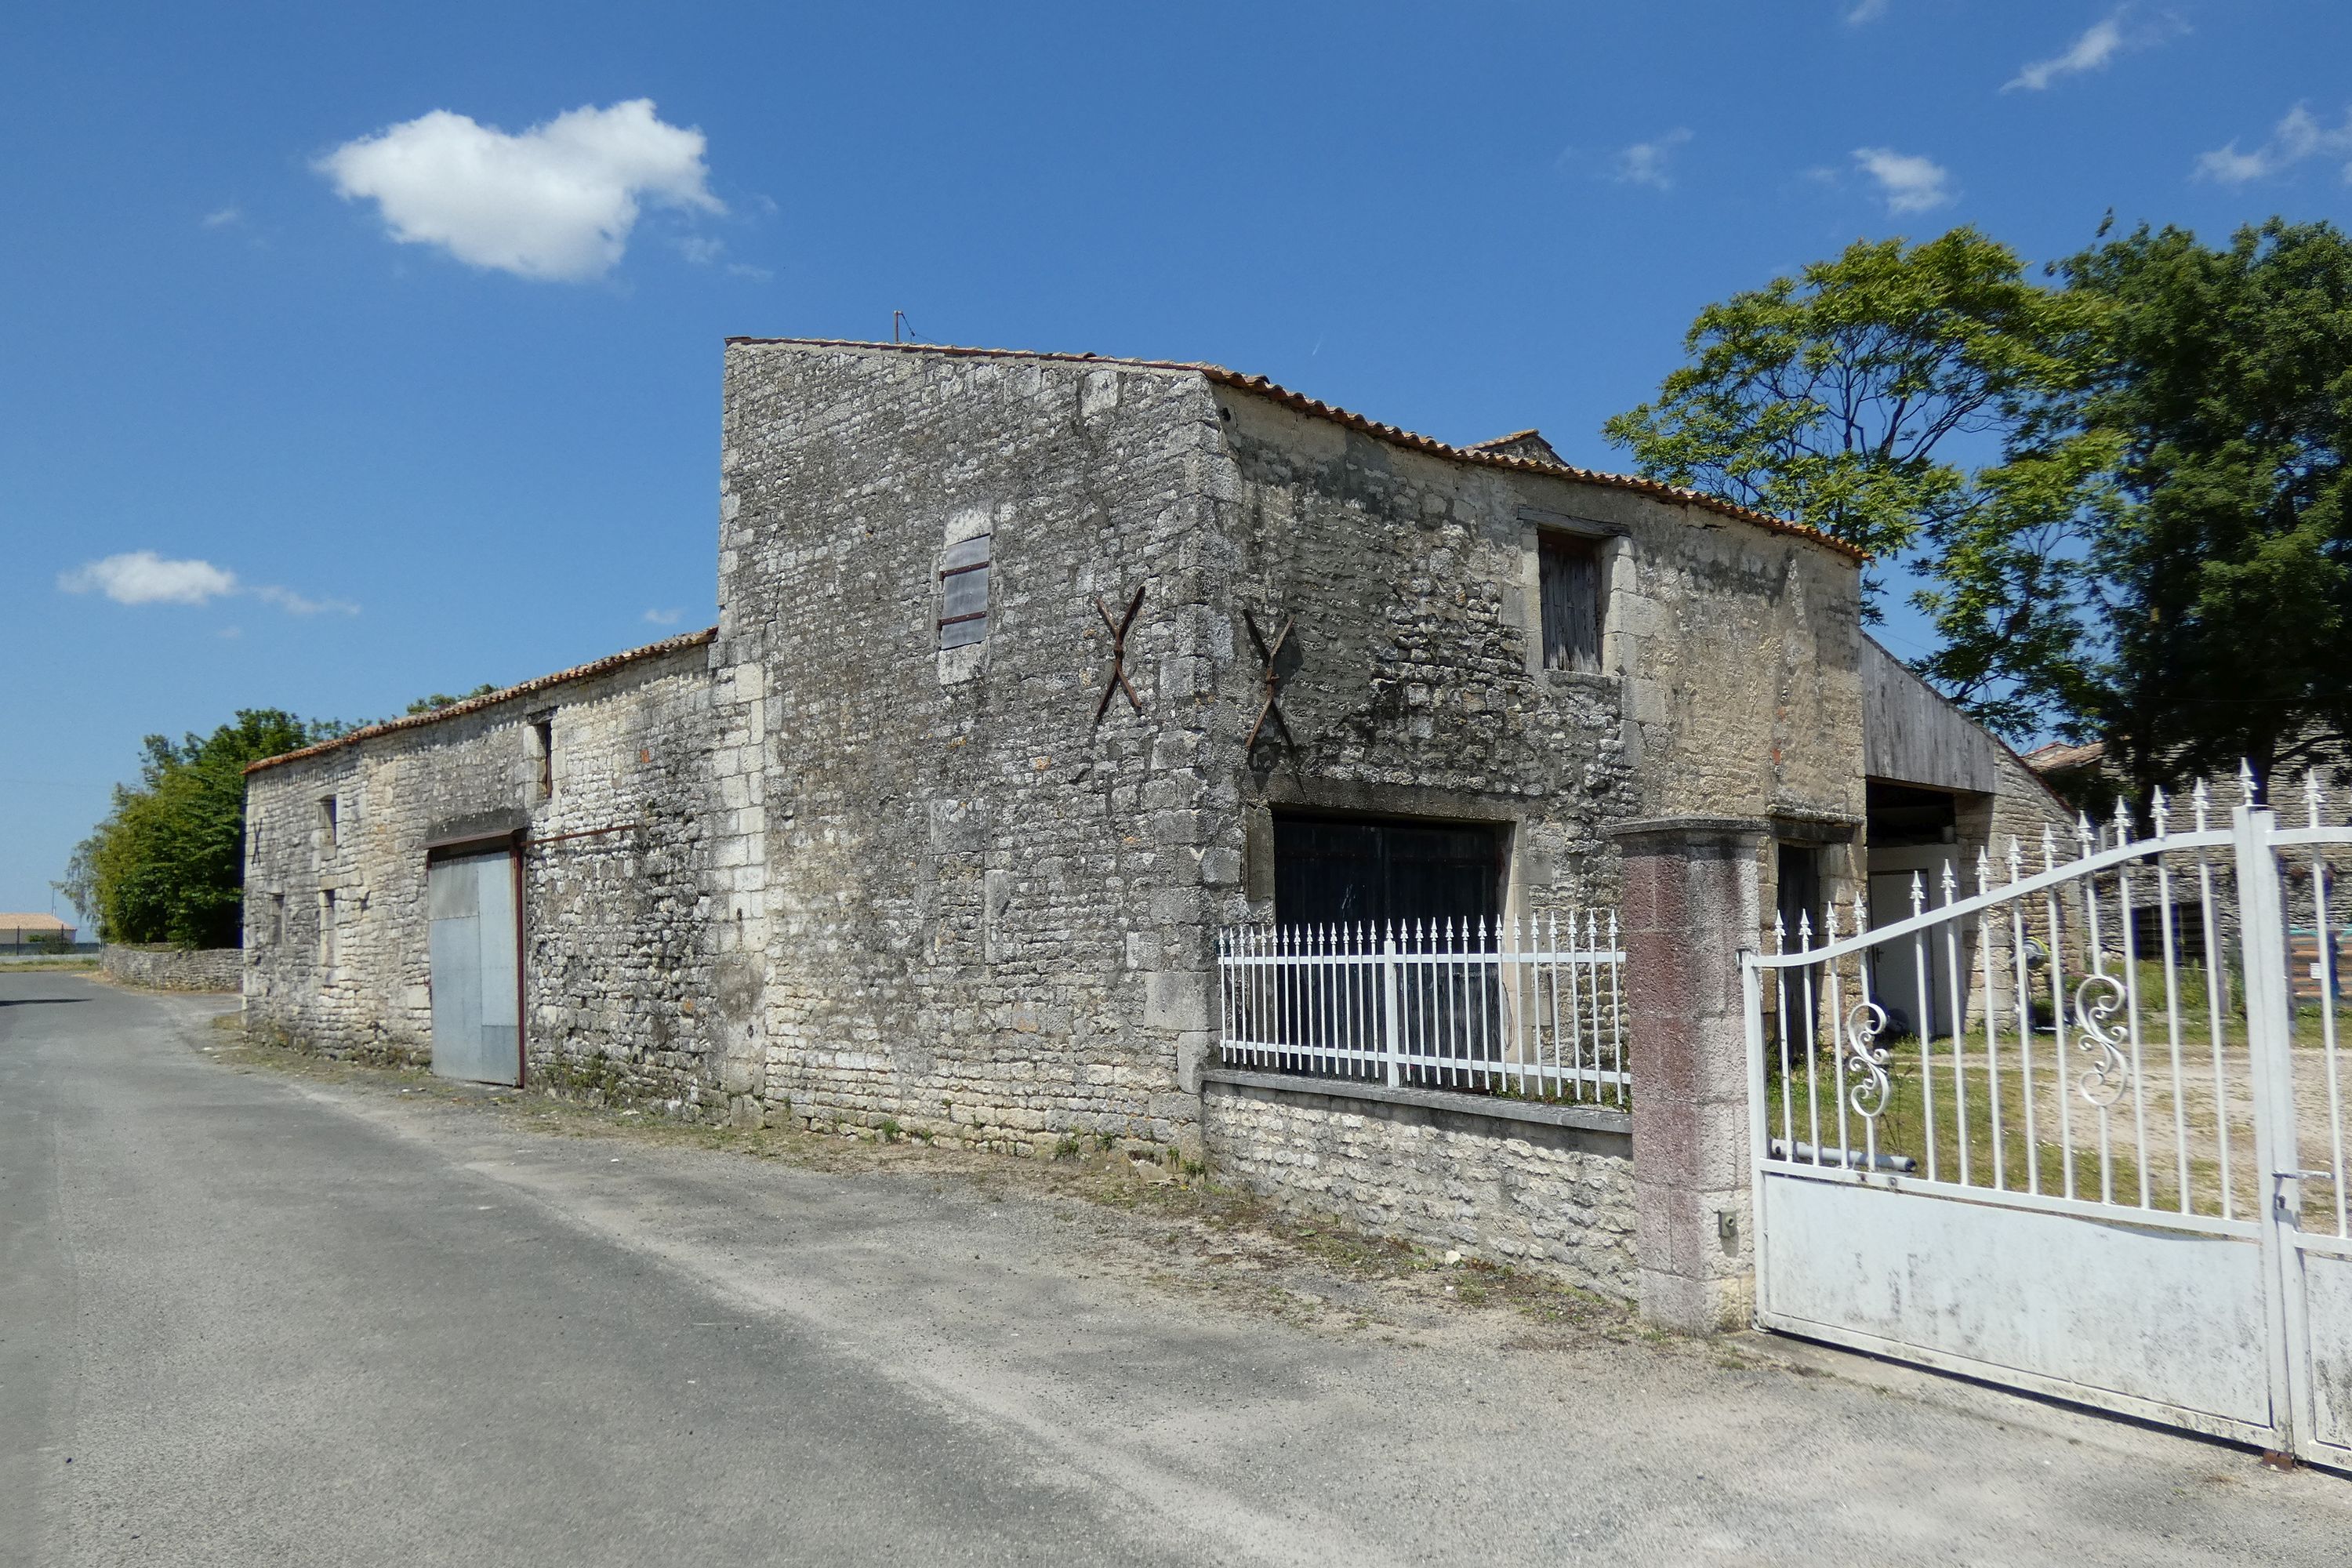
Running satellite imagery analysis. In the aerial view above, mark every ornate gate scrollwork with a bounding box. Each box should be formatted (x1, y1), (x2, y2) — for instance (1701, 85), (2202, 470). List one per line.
(2071, 971), (2132, 1107)
(1842, 999), (1893, 1120)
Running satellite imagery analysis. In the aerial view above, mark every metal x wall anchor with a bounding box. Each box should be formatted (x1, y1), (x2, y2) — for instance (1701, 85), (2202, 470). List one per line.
(1243, 608), (1298, 753)
(1094, 585), (1146, 720)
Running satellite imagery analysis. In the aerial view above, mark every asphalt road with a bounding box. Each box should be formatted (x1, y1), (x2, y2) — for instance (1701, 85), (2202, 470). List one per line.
(6, 972), (2350, 1566)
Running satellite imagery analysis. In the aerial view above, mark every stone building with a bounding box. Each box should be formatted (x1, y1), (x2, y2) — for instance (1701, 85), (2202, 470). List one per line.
(243, 338), (2066, 1296)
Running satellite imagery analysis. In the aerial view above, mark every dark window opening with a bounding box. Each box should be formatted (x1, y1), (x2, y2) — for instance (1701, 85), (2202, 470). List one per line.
(1777, 843), (1824, 1054)
(1272, 812), (1504, 931)
(319, 796), (339, 850)
(2132, 902), (2208, 964)
(938, 534), (991, 650)
(532, 718), (554, 800)
(1864, 779), (1960, 848)
(320, 889), (336, 965)
(1263, 812), (1510, 1090)
(1539, 532), (1604, 674)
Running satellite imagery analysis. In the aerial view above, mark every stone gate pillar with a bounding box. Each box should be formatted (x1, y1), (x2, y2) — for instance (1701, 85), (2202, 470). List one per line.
(1606, 815), (1769, 1334)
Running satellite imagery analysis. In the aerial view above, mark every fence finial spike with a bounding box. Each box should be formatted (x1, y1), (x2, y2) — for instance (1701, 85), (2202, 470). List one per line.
(2150, 786), (2169, 838)
(2241, 758), (2259, 806)
(1909, 871), (1925, 916)
(2112, 795), (2132, 844)
(1798, 908), (1814, 947)
(2006, 836), (2024, 884)
(2075, 812), (2095, 857)
(1941, 859), (1958, 901)
(1975, 845), (1994, 894)
(2042, 823), (2059, 873)
(1852, 885), (1869, 932)
(1824, 901), (1840, 941)
(2192, 775), (2211, 832)
(1772, 910), (1786, 952)
(2307, 768), (2325, 829)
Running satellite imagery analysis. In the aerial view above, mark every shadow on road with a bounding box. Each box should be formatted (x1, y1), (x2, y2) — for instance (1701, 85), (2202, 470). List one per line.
(0, 996), (88, 1007)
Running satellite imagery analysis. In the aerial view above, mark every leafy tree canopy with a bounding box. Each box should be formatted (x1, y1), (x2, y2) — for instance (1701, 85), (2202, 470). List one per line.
(2059, 219), (2352, 797)
(405, 683), (501, 716)
(57, 710), (347, 948)
(1606, 220), (2352, 779)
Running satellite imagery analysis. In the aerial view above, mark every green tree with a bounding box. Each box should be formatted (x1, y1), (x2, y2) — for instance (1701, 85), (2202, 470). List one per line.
(2056, 219), (2352, 798)
(1603, 227), (2111, 737)
(59, 710), (344, 947)
(405, 683), (500, 716)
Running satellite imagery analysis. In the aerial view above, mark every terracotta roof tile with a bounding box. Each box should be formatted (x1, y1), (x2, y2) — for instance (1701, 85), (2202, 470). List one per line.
(244, 627), (717, 775)
(725, 338), (1866, 561)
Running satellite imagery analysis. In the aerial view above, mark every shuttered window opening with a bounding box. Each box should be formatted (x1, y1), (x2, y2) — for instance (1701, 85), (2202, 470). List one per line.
(938, 534), (991, 649)
(1540, 532), (1603, 674)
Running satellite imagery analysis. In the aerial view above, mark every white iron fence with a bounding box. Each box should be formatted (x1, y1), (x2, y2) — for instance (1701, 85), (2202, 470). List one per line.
(1746, 769), (2352, 1466)
(1217, 913), (1627, 1104)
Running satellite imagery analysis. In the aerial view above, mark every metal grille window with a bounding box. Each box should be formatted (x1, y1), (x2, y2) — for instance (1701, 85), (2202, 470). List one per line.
(938, 535), (991, 649)
(1539, 532), (1603, 673)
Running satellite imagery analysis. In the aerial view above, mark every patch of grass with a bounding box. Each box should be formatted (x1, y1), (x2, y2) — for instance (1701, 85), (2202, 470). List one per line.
(1, 956), (101, 972)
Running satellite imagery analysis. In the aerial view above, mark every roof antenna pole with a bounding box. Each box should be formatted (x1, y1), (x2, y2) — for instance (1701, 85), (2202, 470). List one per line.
(893, 309), (910, 343)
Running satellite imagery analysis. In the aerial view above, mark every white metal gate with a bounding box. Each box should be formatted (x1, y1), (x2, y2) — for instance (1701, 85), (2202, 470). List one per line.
(1745, 776), (2352, 1467)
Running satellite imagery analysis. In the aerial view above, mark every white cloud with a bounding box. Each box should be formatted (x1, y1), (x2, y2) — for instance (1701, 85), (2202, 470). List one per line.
(2194, 103), (2352, 185)
(253, 584), (360, 616)
(2004, 7), (2184, 93)
(201, 205), (242, 229)
(1852, 147), (1955, 212)
(315, 99), (722, 282)
(725, 262), (773, 282)
(1613, 129), (1693, 190)
(642, 607), (681, 626)
(1845, 0), (1889, 23)
(58, 551), (357, 615)
(60, 551), (237, 605)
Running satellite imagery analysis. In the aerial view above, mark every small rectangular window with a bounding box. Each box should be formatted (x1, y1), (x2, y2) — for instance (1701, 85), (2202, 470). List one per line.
(319, 890), (336, 966)
(531, 718), (554, 800)
(938, 534), (991, 650)
(1540, 532), (1604, 674)
(267, 892), (285, 946)
(319, 795), (339, 850)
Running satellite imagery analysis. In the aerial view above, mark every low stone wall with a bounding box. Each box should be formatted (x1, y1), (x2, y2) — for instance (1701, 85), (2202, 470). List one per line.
(1201, 1070), (1637, 1299)
(102, 944), (244, 993)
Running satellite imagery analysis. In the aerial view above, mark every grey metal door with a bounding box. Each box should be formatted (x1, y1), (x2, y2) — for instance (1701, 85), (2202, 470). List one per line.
(428, 849), (521, 1086)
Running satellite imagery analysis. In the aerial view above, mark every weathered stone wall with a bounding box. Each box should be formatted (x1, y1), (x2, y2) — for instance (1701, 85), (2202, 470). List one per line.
(102, 944), (241, 992)
(1208, 397), (1635, 923)
(713, 342), (1869, 1161)
(241, 640), (720, 1102)
(1201, 1075), (1636, 1298)
(1206, 387), (1866, 953)
(717, 345), (1228, 1152)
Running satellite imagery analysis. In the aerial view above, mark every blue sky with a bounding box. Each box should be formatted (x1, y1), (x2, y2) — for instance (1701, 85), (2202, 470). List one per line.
(5, 0), (2348, 920)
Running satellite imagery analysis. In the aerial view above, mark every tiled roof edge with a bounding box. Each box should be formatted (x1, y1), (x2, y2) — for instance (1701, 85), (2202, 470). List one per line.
(243, 627), (718, 776)
(724, 338), (1867, 562)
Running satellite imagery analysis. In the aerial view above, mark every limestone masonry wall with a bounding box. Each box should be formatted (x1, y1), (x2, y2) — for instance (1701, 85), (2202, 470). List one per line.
(103, 944), (241, 992)
(242, 641), (719, 1103)
(717, 345), (1228, 1152)
(1202, 1077), (1637, 1298)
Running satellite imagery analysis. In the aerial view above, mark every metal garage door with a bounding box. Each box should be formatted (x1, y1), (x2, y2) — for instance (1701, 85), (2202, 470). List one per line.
(428, 848), (521, 1087)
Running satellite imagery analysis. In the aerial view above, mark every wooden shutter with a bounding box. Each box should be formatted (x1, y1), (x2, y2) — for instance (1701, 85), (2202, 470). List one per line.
(1540, 533), (1602, 673)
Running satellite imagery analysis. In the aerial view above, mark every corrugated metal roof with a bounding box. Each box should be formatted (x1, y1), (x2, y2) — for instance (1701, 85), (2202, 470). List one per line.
(724, 337), (1867, 562)
(243, 627), (717, 775)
